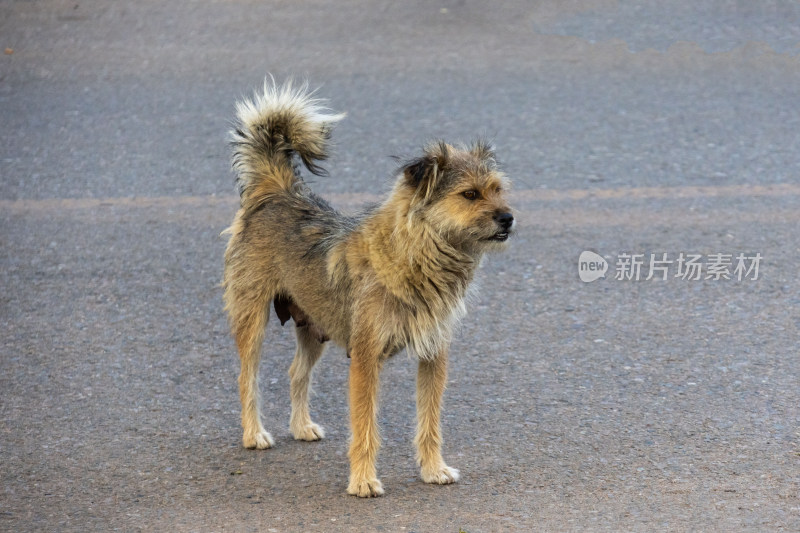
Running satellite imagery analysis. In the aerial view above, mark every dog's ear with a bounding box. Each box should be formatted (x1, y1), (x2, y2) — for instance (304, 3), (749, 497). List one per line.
(470, 139), (496, 167)
(403, 156), (435, 188)
(403, 142), (450, 199)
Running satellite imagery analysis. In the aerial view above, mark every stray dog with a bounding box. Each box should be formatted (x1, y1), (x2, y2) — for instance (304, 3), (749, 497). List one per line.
(222, 80), (514, 497)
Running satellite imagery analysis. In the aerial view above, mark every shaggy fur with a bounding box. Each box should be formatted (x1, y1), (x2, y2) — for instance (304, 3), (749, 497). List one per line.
(222, 80), (514, 497)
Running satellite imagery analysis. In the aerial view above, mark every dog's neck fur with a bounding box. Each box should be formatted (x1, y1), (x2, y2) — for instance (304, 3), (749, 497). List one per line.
(364, 194), (478, 314)
(338, 186), (485, 359)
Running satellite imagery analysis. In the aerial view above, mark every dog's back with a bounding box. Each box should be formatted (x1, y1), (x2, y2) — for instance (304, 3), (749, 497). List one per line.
(223, 80), (354, 346)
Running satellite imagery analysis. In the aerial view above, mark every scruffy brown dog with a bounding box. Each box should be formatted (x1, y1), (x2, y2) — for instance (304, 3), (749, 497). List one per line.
(222, 80), (514, 497)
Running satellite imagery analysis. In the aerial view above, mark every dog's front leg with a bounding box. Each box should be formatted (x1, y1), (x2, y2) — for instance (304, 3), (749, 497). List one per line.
(346, 346), (385, 497)
(414, 350), (460, 484)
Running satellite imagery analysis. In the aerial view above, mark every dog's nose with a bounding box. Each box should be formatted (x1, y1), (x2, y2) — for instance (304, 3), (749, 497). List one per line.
(494, 211), (514, 230)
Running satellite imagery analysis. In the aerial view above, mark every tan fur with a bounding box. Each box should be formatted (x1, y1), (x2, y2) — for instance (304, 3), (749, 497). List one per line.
(223, 80), (514, 497)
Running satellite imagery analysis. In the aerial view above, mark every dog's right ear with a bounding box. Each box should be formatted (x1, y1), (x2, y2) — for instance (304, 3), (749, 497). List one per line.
(470, 139), (497, 168)
(402, 142), (449, 200)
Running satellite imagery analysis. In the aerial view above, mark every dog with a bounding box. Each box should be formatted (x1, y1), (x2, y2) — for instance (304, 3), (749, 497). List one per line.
(222, 80), (514, 497)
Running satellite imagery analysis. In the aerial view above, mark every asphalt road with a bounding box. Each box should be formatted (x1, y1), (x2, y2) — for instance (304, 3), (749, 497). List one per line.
(1, 1), (799, 531)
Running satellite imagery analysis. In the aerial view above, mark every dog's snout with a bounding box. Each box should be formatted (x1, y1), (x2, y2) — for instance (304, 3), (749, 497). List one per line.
(494, 211), (514, 230)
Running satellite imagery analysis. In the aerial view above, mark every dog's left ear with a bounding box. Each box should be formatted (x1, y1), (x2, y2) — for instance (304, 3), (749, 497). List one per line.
(403, 141), (450, 200)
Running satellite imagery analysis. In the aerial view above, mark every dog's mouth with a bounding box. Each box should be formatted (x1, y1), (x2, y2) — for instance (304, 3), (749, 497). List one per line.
(487, 231), (510, 242)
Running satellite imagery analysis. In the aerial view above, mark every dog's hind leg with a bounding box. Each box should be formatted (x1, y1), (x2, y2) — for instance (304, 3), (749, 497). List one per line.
(289, 325), (326, 441)
(414, 350), (460, 484)
(229, 293), (274, 450)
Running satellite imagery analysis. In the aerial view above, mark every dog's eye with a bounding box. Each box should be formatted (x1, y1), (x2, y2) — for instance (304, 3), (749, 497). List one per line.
(462, 190), (479, 200)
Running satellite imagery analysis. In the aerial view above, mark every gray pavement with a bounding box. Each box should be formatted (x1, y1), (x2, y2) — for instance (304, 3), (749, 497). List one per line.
(1, 1), (799, 531)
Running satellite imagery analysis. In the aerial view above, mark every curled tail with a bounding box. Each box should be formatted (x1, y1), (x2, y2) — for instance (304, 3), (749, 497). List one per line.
(230, 79), (345, 206)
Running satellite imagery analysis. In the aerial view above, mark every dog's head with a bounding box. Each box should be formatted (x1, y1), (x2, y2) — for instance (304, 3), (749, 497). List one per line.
(400, 141), (514, 253)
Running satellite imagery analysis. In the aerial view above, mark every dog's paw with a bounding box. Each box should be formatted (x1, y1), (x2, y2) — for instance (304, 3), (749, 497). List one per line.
(291, 422), (325, 441)
(347, 477), (384, 498)
(421, 464), (460, 485)
(243, 430), (274, 450)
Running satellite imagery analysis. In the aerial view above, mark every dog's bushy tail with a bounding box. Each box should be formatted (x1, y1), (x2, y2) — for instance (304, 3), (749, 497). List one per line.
(230, 79), (345, 205)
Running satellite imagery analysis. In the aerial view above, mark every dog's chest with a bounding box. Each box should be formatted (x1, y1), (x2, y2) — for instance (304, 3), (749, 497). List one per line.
(387, 294), (468, 361)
